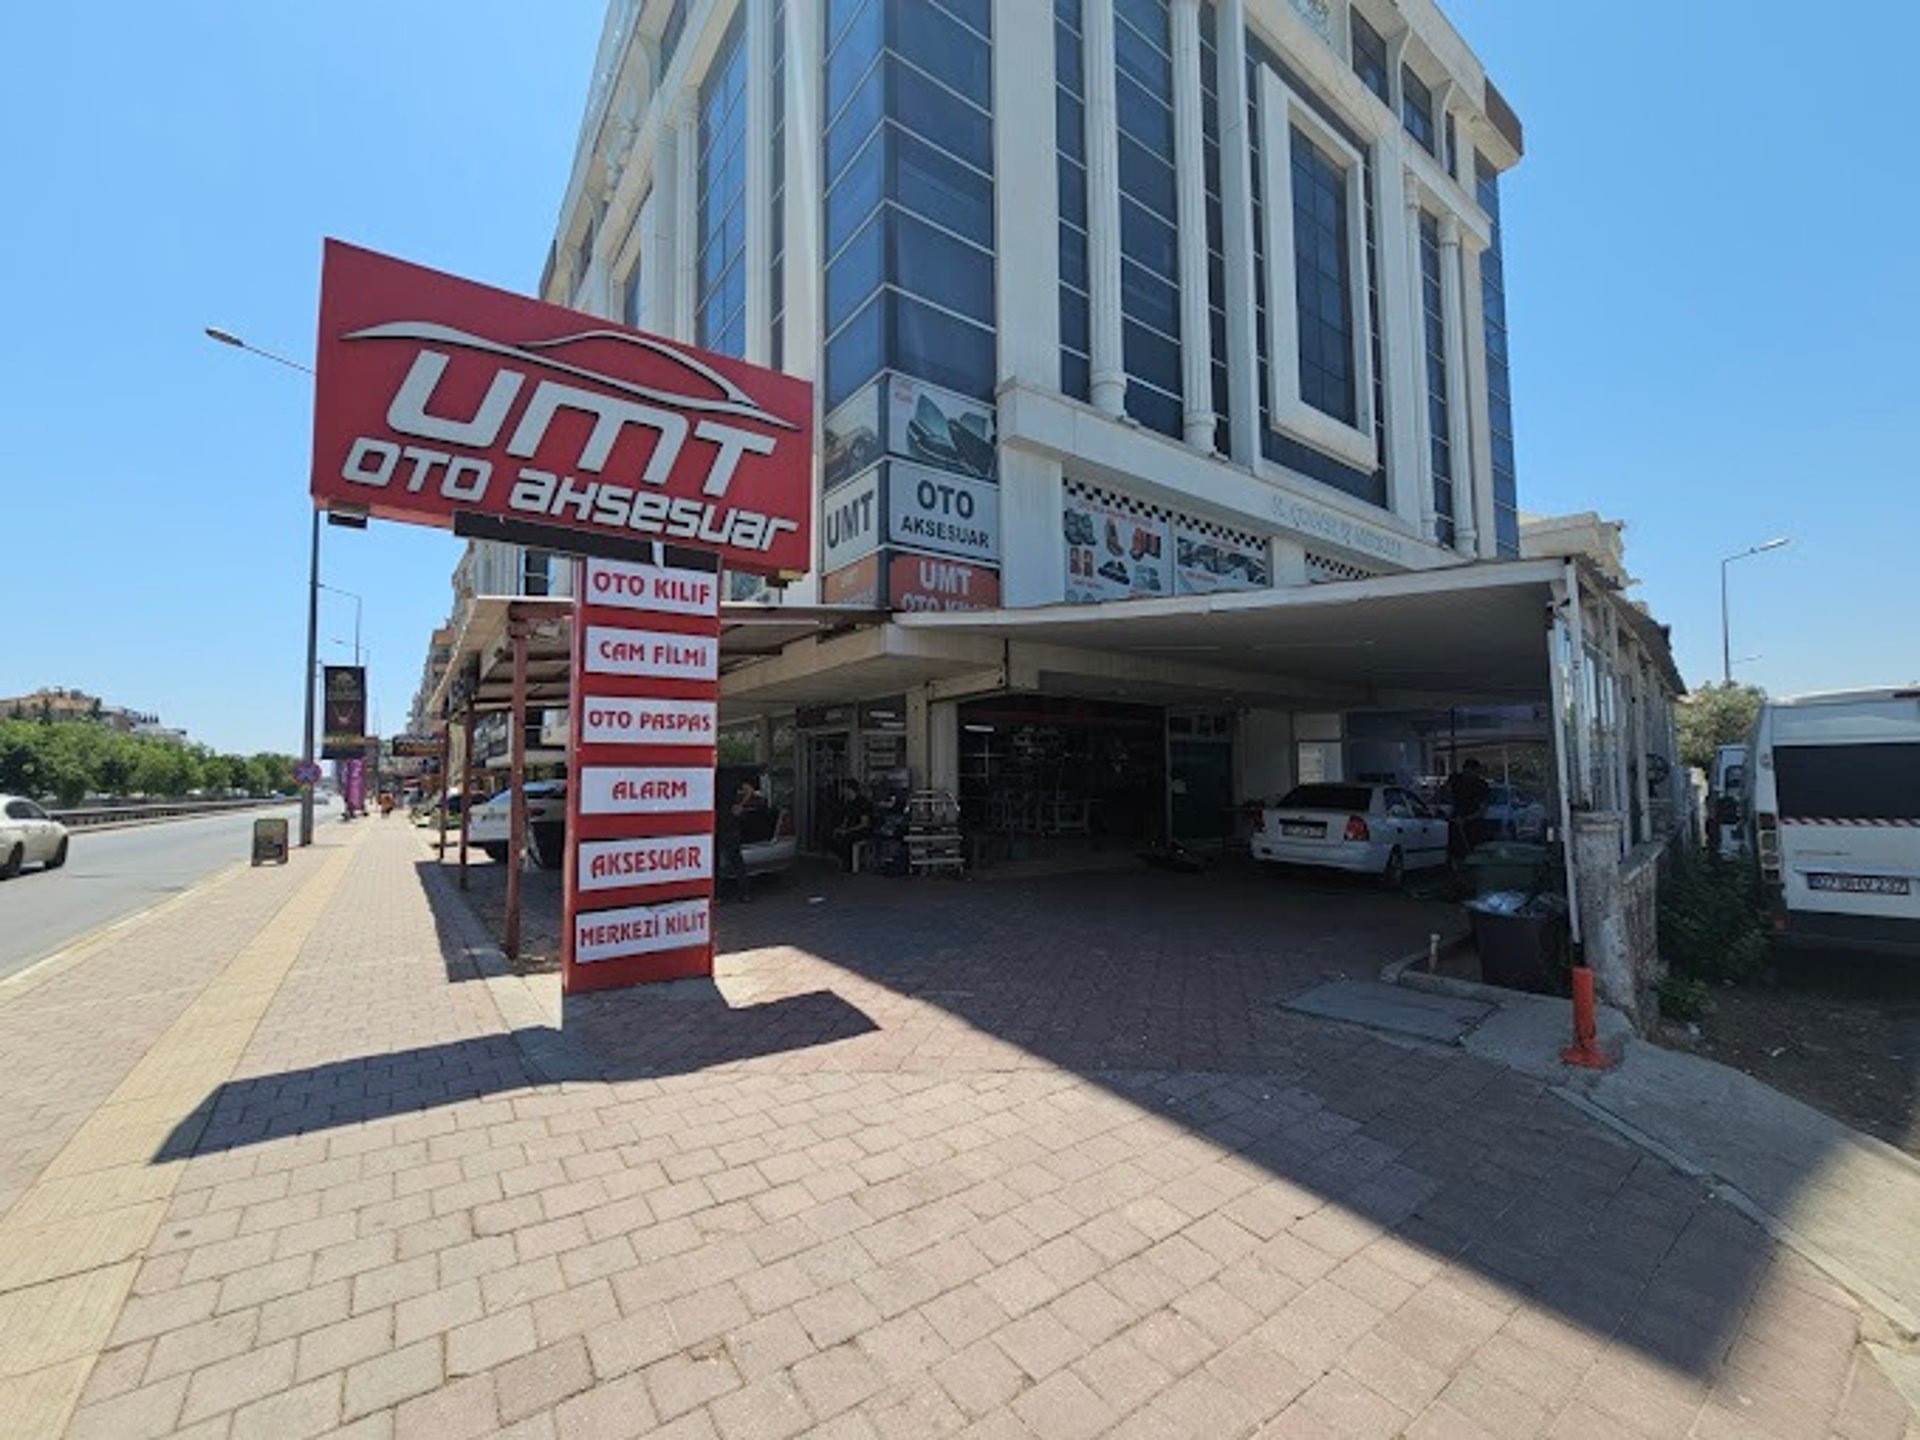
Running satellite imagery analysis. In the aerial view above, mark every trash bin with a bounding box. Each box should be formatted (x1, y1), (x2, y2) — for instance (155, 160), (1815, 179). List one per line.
(1464, 890), (1569, 993)
(1462, 841), (1555, 896)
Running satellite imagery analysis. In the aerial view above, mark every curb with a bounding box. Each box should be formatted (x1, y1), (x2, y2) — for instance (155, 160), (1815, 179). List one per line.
(1379, 937), (1920, 1343)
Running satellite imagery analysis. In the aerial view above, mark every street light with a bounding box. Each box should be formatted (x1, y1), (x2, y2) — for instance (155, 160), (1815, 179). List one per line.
(1720, 537), (1790, 684)
(204, 326), (323, 845)
(319, 584), (362, 666)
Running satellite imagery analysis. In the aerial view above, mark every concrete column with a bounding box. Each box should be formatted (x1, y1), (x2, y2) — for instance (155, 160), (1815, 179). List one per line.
(1404, 175), (1436, 541)
(1171, 0), (1215, 450)
(1573, 812), (1637, 1022)
(906, 687), (931, 788)
(1272, 536), (1309, 587)
(781, 0), (823, 602)
(998, 448), (1066, 607)
(1217, 0), (1261, 466)
(1082, 0), (1127, 415)
(675, 96), (699, 342)
(645, 119), (679, 337)
(1438, 213), (1475, 554)
(929, 700), (961, 794)
(994, 0), (1059, 390)
(744, 0), (774, 364)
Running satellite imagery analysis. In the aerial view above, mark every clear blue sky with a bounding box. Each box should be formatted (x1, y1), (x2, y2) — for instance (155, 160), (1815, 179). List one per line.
(2, 4), (1913, 757)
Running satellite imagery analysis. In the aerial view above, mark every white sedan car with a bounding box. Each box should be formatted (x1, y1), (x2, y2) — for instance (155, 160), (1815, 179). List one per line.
(0, 794), (70, 878)
(1251, 782), (1450, 886)
(468, 780), (568, 868)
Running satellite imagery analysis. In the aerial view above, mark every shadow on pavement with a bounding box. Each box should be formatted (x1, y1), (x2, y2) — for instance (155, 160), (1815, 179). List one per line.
(156, 850), (1800, 1382)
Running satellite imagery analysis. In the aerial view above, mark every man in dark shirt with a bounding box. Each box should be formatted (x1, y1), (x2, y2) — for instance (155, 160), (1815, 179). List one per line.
(717, 780), (767, 900)
(1446, 757), (1492, 857)
(830, 779), (874, 871)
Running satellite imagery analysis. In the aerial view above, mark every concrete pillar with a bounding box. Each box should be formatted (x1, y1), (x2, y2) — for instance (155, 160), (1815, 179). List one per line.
(930, 700), (961, 794)
(1573, 812), (1639, 1023)
(1217, 0), (1261, 466)
(782, 0), (819, 382)
(999, 448), (1067, 607)
(1082, 0), (1127, 416)
(1172, 0), (1215, 450)
(744, 0), (774, 364)
(675, 96), (699, 341)
(645, 119), (679, 338)
(994, 0), (1060, 390)
(1438, 213), (1474, 554)
(906, 687), (931, 788)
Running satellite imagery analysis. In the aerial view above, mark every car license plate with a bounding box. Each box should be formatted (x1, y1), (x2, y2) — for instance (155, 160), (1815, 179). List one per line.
(1807, 873), (1910, 896)
(1281, 822), (1323, 838)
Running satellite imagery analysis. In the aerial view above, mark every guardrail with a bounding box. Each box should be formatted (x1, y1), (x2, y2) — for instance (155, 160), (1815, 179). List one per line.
(50, 797), (300, 831)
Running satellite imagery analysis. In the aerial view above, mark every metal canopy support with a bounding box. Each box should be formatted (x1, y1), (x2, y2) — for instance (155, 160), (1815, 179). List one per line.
(505, 621), (529, 963)
(1548, 567), (1583, 946)
(459, 702), (475, 890)
(435, 725), (450, 859)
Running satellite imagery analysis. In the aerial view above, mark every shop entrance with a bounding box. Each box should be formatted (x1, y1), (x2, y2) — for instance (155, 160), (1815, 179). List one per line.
(958, 696), (1165, 859)
(1169, 712), (1236, 846)
(802, 730), (851, 853)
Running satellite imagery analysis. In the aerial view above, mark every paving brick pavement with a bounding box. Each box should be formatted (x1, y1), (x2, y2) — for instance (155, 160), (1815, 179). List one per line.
(14, 824), (1919, 1437)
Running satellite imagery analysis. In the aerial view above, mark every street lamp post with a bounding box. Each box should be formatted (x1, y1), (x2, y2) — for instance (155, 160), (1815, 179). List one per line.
(320, 585), (363, 665)
(1720, 537), (1790, 684)
(204, 326), (321, 844)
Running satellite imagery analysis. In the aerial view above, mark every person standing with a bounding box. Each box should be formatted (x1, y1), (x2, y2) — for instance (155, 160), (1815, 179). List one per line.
(717, 779), (766, 901)
(1446, 757), (1492, 858)
(830, 778), (874, 871)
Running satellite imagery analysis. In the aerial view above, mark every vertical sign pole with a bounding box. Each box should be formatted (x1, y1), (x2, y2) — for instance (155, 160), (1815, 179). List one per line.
(563, 547), (721, 995)
(506, 619), (529, 963)
(435, 724), (450, 858)
(561, 560), (587, 991)
(459, 702), (475, 890)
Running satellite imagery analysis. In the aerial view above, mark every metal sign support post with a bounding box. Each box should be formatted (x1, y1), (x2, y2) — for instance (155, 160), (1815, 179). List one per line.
(505, 621), (529, 962)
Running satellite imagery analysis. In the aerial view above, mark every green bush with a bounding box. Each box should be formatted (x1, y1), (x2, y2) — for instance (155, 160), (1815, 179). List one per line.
(1656, 973), (1710, 1022)
(1658, 845), (1769, 984)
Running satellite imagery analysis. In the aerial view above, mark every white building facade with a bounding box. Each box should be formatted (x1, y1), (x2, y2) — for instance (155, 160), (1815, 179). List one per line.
(543, 0), (1524, 609)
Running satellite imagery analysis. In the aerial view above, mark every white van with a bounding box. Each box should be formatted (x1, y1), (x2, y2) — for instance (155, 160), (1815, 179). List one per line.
(1750, 687), (1920, 955)
(1709, 743), (1749, 858)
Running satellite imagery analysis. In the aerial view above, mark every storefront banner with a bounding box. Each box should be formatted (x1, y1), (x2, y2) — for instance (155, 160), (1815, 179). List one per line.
(1062, 490), (1170, 603)
(579, 696), (716, 747)
(390, 734), (440, 758)
(311, 239), (813, 576)
(583, 625), (717, 682)
(578, 765), (715, 816)
(574, 897), (711, 964)
(821, 551), (882, 607)
(822, 382), (882, 491)
(1173, 520), (1271, 595)
(887, 374), (996, 481)
(583, 556), (720, 617)
(320, 666), (367, 758)
(821, 468), (880, 571)
(576, 834), (713, 892)
(340, 757), (366, 812)
(888, 551), (1001, 612)
(886, 461), (998, 563)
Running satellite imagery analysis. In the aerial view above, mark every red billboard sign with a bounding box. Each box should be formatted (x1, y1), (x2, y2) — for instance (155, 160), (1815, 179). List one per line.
(311, 240), (813, 576)
(888, 552), (1001, 612)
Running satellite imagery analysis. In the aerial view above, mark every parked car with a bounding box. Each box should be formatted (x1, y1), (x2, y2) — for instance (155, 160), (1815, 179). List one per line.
(1484, 784), (1549, 841)
(468, 780), (568, 868)
(1251, 782), (1449, 887)
(0, 794), (70, 878)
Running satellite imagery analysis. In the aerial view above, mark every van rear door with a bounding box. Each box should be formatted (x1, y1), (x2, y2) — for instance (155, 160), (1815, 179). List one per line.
(1773, 737), (1920, 926)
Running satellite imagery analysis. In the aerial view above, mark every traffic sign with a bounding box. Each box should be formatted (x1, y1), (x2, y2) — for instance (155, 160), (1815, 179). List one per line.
(294, 761), (323, 786)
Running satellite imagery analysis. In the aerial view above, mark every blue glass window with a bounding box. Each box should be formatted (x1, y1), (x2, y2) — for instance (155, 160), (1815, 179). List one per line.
(1115, 0), (1180, 436)
(1290, 128), (1355, 426)
(696, 14), (748, 358)
(1402, 64), (1435, 155)
(1478, 153), (1520, 555)
(1201, 3), (1228, 452)
(1057, 0), (1090, 399)
(1351, 12), (1389, 104)
(1419, 212), (1455, 546)
(770, 0), (787, 368)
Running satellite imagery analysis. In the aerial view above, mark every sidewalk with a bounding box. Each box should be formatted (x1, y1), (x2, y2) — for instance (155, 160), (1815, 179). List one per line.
(0, 819), (1909, 1437)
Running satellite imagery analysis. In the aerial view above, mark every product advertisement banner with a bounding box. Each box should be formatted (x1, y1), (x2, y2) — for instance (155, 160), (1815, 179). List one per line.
(1063, 489), (1170, 603)
(311, 240), (814, 575)
(1173, 519), (1272, 595)
(887, 374), (996, 481)
(321, 666), (367, 758)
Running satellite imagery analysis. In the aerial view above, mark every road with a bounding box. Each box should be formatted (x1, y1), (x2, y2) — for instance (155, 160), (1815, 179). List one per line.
(0, 801), (332, 982)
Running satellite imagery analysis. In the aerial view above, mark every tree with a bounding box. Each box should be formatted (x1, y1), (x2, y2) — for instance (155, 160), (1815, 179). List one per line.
(1677, 682), (1764, 773)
